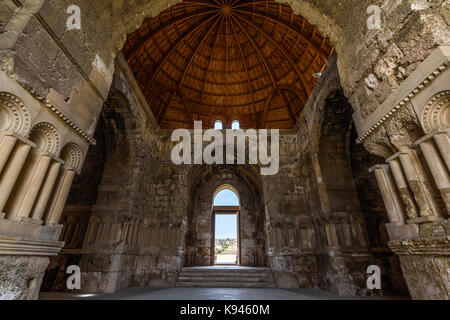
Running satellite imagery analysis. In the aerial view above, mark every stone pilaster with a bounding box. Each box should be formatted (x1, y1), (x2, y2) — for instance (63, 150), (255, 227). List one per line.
(387, 157), (419, 219)
(369, 164), (406, 225)
(31, 161), (62, 221)
(16, 152), (52, 223)
(45, 169), (76, 226)
(0, 133), (18, 174)
(0, 141), (33, 215)
(397, 148), (441, 222)
(416, 132), (450, 214)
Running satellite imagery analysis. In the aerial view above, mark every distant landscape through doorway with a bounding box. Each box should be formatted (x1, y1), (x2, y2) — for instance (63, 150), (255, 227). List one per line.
(213, 188), (239, 265)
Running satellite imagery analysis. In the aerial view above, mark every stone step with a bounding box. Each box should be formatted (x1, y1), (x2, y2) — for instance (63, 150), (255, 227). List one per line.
(176, 276), (274, 283)
(176, 267), (275, 288)
(180, 267), (272, 273)
(178, 272), (273, 278)
(175, 281), (276, 288)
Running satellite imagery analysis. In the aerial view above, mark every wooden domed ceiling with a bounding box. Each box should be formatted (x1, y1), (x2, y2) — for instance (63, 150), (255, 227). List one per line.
(122, 0), (333, 129)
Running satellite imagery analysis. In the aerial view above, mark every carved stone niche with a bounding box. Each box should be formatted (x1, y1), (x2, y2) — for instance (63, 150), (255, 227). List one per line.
(0, 92), (31, 137)
(29, 122), (61, 157)
(421, 91), (450, 134)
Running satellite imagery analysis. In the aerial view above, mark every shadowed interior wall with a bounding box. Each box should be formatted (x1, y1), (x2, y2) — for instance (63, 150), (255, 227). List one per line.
(40, 124), (105, 291)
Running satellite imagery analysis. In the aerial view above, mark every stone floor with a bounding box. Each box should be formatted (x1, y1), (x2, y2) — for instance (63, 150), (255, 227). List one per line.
(40, 287), (408, 300)
(215, 254), (237, 264)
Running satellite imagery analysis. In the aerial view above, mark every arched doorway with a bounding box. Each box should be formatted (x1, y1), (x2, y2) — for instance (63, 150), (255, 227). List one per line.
(185, 165), (267, 267)
(212, 186), (240, 265)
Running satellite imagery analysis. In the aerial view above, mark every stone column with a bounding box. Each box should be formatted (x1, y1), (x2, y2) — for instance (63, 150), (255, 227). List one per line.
(369, 164), (405, 225)
(30, 160), (62, 221)
(397, 148), (440, 221)
(45, 168), (76, 225)
(416, 136), (450, 213)
(432, 129), (450, 173)
(0, 141), (32, 215)
(0, 133), (18, 174)
(16, 152), (52, 222)
(387, 157), (419, 219)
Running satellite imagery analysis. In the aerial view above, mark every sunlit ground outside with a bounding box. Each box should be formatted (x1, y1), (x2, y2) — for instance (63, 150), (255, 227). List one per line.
(215, 214), (237, 265)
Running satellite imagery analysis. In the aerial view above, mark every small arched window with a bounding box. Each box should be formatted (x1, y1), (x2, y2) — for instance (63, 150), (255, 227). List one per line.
(231, 120), (240, 130)
(214, 188), (239, 206)
(214, 120), (223, 130)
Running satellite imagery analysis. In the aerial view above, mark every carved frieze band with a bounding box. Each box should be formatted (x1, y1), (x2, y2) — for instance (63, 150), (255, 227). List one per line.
(388, 237), (450, 256)
(356, 51), (449, 144)
(19, 83), (96, 145)
(0, 236), (64, 256)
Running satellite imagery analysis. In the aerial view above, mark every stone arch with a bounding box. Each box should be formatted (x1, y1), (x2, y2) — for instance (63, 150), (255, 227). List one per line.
(213, 184), (240, 206)
(186, 164), (266, 267)
(101, 86), (143, 165)
(28, 122), (60, 156)
(0, 92), (31, 137)
(59, 142), (83, 172)
(421, 90), (450, 133)
(317, 90), (361, 215)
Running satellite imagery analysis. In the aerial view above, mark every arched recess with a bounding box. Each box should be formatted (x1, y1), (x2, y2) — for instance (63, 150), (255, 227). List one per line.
(28, 122), (60, 157)
(317, 90), (409, 295)
(40, 80), (147, 292)
(59, 142), (83, 172)
(421, 90), (450, 133)
(185, 165), (267, 267)
(0, 92), (31, 137)
(317, 91), (360, 215)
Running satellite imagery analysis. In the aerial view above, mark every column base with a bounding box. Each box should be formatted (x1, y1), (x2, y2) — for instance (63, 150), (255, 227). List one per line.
(407, 216), (438, 224)
(0, 255), (50, 300)
(386, 222), (419, 240)
(389, 237), (450, 300)
(19, 217), (43, 225)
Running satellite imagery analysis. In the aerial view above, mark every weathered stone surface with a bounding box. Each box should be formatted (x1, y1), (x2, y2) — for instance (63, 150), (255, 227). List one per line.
(0, 255), (49, 300)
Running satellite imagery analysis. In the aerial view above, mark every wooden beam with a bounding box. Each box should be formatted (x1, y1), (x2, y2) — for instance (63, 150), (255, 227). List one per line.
(161, 18), (222, 126)
(279, 90), (297, 125)
(158, 90), (177, 123)
(231, 13), (291, 127)
(143, 14), (219, 97)
(261, 88), (277, 128)
(262, 84), (306, 127)
(234, 14), (311, 97)
(229, 15), (258, 127)
(182, 1), (221, 9)
(230, 14), (277, 86)
(126, 8), (216, 63)
(234, 8), (329, 61)
(200, 16), (225, 106)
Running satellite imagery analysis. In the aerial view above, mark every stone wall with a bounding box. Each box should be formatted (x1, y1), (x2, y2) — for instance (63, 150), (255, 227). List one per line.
(38, 53), (411, 297)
